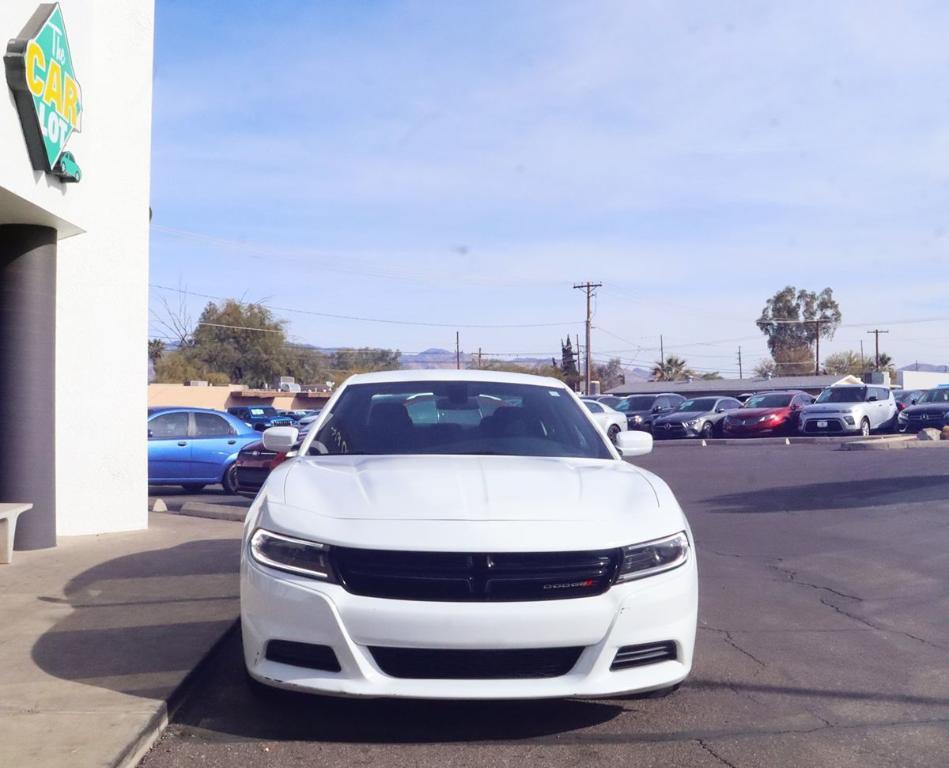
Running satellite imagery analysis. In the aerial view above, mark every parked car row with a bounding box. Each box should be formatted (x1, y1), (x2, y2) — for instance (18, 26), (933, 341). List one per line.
(591, 384), (948, 439)
(148, 406), (321, 493)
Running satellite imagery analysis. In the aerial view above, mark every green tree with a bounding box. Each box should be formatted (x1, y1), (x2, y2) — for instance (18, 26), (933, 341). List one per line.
(824, 350), (864, 376)
(594, 357), (624, 390)
(331, 347), (401, 372)
(148, 338), (166, 363)
(757, 287), (841, 375)
(651, 355), (693, 382)
(560, 336), (580, 390)
(153, 350), (204, 384)
(190, 300), (289, 386)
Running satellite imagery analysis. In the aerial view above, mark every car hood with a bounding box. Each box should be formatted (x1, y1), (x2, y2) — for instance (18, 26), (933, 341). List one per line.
(729, 407), (789, 418)
(255, 455), (685, 551)
(653, 411), (710, 424)
(804, 404), (860, 414)
(903, 403), (949, 415)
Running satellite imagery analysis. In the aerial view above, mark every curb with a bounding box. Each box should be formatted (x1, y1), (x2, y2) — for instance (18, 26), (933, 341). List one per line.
(115, 620), (240, 768)
(841, 437), (949, 451)
(169, 501), (248, 522)
(651, 435), (892, 447)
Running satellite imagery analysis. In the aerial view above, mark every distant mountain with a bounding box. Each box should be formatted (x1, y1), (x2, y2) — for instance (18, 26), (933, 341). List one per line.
(899, 362), (948, 373)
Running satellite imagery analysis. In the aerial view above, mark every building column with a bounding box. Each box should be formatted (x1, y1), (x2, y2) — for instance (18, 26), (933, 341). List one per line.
(0, 225), (56, 550)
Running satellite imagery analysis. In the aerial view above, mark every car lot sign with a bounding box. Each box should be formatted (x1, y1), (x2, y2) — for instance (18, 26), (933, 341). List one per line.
(4, 3), (82, 182)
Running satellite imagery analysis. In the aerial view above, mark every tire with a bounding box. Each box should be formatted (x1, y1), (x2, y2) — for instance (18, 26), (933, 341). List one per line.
(222, 463), (240, 495)
(181, 483), (206, 493)
(860, 418), (871, 438)
(700, 421), (715, 440)
(607, 424), (621, 443)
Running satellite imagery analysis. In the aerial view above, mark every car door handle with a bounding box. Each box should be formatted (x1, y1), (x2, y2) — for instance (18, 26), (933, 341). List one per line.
(177, 441), (188, 447)
(227, 439), (236, 445)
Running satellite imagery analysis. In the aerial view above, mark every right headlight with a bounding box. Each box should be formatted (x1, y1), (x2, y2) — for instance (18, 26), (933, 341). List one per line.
(616, 531), (690, 582)
(248, 529), (336, 582)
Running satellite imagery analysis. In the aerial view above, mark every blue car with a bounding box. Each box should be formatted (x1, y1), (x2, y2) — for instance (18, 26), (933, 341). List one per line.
(148, 407), (260, 493)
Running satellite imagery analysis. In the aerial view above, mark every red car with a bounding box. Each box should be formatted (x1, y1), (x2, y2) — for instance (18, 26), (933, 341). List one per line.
(722, 390), (814, 437)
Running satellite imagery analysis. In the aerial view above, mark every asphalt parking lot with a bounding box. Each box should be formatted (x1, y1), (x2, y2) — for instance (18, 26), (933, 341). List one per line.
(141, 444), (949, 768)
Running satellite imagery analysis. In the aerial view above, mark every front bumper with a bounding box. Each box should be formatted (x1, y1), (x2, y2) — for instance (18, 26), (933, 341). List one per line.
(799, 417), (857, 434)
(241, 553), (697, 699)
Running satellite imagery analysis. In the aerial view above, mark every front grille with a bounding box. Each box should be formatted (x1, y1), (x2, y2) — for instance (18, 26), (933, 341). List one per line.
(369, 646), (584, 679)
(266, 640), (341, 672)
(803, 419), (845, 433)
(656, 423), (687, 437)
(611, 641), (677, 670)
(332, 547), (620, 602)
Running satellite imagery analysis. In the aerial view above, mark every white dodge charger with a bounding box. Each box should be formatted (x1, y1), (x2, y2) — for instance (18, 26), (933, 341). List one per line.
(241, 370), (697, 699)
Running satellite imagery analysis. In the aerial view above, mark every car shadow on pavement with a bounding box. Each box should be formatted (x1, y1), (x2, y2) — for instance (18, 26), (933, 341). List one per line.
(702, 475), (949, 513)
(31, 539), (240, 700)
(171, 632), (625, 743)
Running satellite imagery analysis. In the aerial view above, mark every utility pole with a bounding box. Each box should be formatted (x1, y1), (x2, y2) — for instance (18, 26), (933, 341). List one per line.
(812, 319), (825, 376)
(575, 333), (582, 392)
(573, 282), (601, 394)
(738, 346), (743, 379)
(866, 329), (889, 370)
(455, 331), (460, 370)
(660, 334), (664, 362)
(477, 347), (482, 369)
(860, 340), (865, 370)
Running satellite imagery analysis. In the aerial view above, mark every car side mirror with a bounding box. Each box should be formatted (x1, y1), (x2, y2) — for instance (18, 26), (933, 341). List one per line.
(715, 406), (725, 413)
(262, 426), (299, 453)
(615, 430), (653, 458)
(147, 429), (154, 438)
(868, 395), (878, 402)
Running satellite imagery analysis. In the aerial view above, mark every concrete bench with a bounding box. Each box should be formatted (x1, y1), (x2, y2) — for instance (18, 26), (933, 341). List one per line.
(0, 503), (33, 564)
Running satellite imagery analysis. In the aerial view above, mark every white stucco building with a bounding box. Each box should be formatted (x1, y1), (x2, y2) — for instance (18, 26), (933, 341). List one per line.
(1, 1), (154, 546)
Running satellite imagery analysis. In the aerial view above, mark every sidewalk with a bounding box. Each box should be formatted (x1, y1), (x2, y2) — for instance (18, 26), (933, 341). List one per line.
(0, 512), (243, 768)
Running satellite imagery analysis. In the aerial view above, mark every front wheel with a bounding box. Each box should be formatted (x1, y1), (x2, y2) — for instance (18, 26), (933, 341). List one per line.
(860, 418), (871, 438)
(607, 424), (621, 443)
(700, 421), (715, 439)
(222, 463), (240, 494)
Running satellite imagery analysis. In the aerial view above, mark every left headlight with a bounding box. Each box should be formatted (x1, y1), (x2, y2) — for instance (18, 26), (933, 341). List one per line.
(249, 529), (336, 582)
(616, 531), (690, 582)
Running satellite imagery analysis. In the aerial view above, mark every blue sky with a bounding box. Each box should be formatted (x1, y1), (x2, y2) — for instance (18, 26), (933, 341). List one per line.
(150, 0), (949, 373)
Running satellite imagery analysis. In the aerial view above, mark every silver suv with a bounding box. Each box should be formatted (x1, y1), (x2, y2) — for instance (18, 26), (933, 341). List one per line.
(799, 385), (897, 437)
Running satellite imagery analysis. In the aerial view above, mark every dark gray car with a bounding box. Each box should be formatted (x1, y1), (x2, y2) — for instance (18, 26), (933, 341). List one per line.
(613, 393), (687, 432)
(652, 396), (743, 439)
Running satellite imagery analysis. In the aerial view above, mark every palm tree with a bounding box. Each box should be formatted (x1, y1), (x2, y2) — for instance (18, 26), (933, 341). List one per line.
(651, 355), (692, 381)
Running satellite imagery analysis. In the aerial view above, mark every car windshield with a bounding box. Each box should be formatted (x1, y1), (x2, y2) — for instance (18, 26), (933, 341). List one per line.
(815, 388), (865, 404)
(918, 388), (949, 404)
(676, 397), (718, 412)
(311, 381), (612, 459)
(744, 394), (793, 408)
(615, 396), (656, 412)
(239, 406), (278, 418)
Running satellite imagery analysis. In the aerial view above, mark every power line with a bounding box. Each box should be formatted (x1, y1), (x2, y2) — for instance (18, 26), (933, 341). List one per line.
(150, 283), (583, 330)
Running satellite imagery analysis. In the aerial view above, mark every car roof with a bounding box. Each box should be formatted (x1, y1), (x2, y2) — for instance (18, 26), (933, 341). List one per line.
(745, 390), (809, 396)
(148, 406), (232, 416)
(341, 369), (567, 387)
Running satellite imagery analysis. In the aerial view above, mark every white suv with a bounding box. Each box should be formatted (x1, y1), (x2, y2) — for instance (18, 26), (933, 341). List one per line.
(799, 385), (897, 437)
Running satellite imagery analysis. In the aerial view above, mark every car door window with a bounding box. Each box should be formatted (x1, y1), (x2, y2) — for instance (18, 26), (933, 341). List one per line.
(585, 401), (604, 413)
(149, 412), (189, 439)
(654, 397), (668, 411)
(193, 412), (236, 437)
